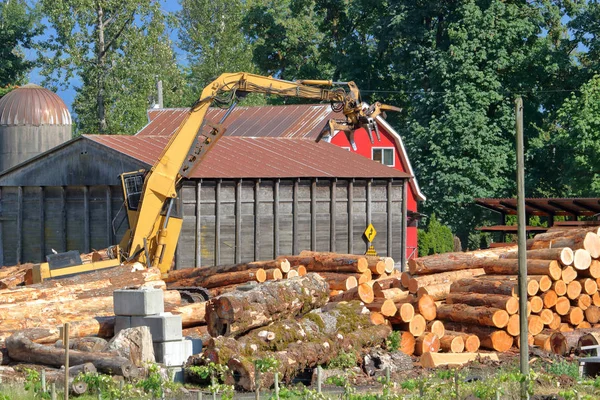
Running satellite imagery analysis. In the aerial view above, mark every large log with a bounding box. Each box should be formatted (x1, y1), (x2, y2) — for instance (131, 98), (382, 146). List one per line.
(165, 260), (289, 284)
(449, 278), (536, 297)
(168, 268), (268, 288)
(440, 335), (464, 353)
(417, 283), (452, 301)
(5, 331), (138, 377)
(299, 251), (369, 273)
(395, 332), (416, 356)
(500, 247), (573, 266)
(374, 287), (410, 302)
(226, 324), (391, 391)
(477, 259), (561, 281)
(317, 273), (357, 291)
(329, 283), (374, 304)
(436, 304), (509, 328)
(442, 322), (513, 352)
(205, 273), (329, 337)
(396, 294), (437, 321)
(406, 268), (485, 294)
(365, 299), (397, 317)
(530, 228), (600, 257)
(562, 266), (577, 284)
(414, 333), (440, 356)
(582, 260), (600, 279)
(407, 248), (512, 275)
(446, 292), (519, 315)
(420, 352), (499, 368)
(444, 331), (480, 352)
(573, 249), (592, 271)
(390, 314), (426, 337)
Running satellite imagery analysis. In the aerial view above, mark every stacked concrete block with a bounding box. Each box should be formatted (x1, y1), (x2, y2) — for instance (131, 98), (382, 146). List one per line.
(113, 288), (193, 368)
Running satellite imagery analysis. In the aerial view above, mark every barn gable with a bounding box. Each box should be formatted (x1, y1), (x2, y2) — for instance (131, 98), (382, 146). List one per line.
(0, 137), (147, 186)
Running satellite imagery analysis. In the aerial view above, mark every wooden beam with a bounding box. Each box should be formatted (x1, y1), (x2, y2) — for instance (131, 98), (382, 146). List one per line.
(273, 179), (279, 258)
(524, 200), (556, 216)
(387, 180), (393, 257)
(17, 186), (23, 264)
(215, 179), (221, 266)
(348, 180), (354, 254)
(548, 200), (578, 217)
(195, 180), (202, 267)
(311, 179), (316, 251)
(573, 199), (600, 214)
(330, 179), (336, 253)
(292, 179), (298, 255)
(254, 180), (260, 261)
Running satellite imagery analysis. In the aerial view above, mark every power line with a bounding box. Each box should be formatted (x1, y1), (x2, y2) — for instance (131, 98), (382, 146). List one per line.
(359, 88), (583, 95)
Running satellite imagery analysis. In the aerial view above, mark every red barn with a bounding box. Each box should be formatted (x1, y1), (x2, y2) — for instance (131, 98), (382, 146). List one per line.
(141, 104), (425, 258)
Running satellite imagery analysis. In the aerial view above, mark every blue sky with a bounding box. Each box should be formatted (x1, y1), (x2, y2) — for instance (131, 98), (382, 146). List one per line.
(27, 0), (184, 113)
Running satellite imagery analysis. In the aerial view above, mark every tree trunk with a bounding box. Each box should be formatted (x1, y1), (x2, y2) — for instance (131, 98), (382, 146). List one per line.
(373, 287), (410, 302)
(444, 330), (480, 352)
(416, 283), (452, 301)
(500, 247), (573, 266)
(529, 228), (600, 257)
(6, 331), (138, 377)
(450, 278), (521, 297)
(96, 4), (107, 133)
(476, 259), (561, 281)
(406, 268), (485, 293)
(407, 248), (511, 275)
(329, 283), (374, 304)
(298, 251), (368, 273)
(225, 324), (391, 391)
(317, 273), (357, 291)
(446, 292), (519, 315)
(414, 332), (440, 356)
(205, 273), (329, 337)
(440, 335), (464, 353)
(441, 322), (513, 352)
(436, 304), (509, 328)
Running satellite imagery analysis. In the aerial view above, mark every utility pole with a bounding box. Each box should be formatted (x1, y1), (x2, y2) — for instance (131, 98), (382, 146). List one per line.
(516, 97), (529, 399)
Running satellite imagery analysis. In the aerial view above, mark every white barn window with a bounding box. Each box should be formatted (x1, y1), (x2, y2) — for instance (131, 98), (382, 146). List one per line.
(372, 148), (395, 166)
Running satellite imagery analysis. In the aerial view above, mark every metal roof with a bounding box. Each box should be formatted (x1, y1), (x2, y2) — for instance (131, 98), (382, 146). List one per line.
(141, 105), (425, 200)
(141, 104), (335, 138)
(0, 84), (72, 126)
(85, 135), (411, 179)
(475, 197), (600, 217)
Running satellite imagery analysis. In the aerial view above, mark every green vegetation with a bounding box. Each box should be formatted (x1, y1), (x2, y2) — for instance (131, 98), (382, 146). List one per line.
(418, 214), (455, 256)
(326, 350), (357, 370)
(385, 331), (401, 351)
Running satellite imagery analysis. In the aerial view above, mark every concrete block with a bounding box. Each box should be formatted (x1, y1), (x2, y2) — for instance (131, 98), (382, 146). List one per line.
(114, 316), (131, 335)
(185, 337), (203, 355)
(154, 339), (193, 367)
(113, 288), (164, 316)
(130, 313), (182, 342)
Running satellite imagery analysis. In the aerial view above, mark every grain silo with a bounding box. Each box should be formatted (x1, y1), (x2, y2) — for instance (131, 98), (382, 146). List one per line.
(0, 84), (72, 173)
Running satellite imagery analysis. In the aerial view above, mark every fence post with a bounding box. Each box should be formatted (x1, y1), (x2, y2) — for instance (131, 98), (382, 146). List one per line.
(255, 361), (261, 400)
(274, 372), (280, 400)
(317, 366), (322, 393)
(63, 323), (70, 400)
(51, 383), (56, 400)
(41, 369), (46, 393)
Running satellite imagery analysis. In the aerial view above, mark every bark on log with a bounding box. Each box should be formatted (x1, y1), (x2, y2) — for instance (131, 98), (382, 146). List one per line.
(414, 333), (440, 356)
(408, 248), (511, 275)
(551, 329), (600, 355)
(5, 332), (138, 377)
(225, 324), (391, 391)
(534, 334), (552, 352)
(436, 304), (509, 328)
(550, 332), (568, 355)
(477, 259), (561, 281)
(446, 292), (519, 315)
(437, 335), (461, 352)
(329, 283), (374, 304)
(450, 278), (520, 297)
(167, 269), (268, 288)
(166, 260), (289, 284)
(441, 322), (513, 352)
(500, 247), (573, 266)
(530, 229), (600, 258)
(444, 331), (480, 352)
(373, 277), (403, 292)
(205, 273), (329, 337)
(374, 287), (410, 302)
(317, 273), (357, 291)
(407, 269), (485, 294)
(298, 251), (369, 273)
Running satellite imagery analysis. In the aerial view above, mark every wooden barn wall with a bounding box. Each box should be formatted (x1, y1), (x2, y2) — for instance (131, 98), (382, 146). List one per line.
(0, 186), (126, 266)
(175, 178), (407, 269)
(0, 178), (407, 268)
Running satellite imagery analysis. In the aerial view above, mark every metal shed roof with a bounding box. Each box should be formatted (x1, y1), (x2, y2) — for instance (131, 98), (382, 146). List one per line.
(475, 197), (600, 217)
(85, 135), (411, 179)
(0, 84), (72, 126)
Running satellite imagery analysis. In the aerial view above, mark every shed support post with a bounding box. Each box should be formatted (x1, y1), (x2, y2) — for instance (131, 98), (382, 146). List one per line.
(0, 187), (4, 268)
(106, 186), (113, 246)
(401, 180), (407, 272)
(348, 180), (354, 254)
(387, 180), (393, 257)
(274, 179), (280, 258)
(330, 179), (337, 253)
(83, 186), (90, 253)
(61, 187), (67, 252)
(311, 179), (317, 251)
(292, 179), (299, 255)
(215, 179), (221, 266)
(235, 179), (242, 263)
(254, 180), (260, 261)
(40, 187), (45, 261)
(17, 186), (22, 264)
(195, 180), (202, 267)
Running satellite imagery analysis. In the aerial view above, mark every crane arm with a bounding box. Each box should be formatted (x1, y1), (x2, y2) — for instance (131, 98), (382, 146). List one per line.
(125, 72), (396, 272)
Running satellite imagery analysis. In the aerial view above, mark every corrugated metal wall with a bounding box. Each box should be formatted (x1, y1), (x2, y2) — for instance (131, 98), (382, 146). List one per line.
(0, 178), (406, 267)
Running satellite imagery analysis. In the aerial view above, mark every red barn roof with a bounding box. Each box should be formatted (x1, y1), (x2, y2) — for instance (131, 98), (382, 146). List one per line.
(85, 135), (411, 179)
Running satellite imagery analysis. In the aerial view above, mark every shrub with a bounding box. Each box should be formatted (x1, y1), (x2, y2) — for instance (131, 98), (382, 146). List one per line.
(418, 214), (454, 256)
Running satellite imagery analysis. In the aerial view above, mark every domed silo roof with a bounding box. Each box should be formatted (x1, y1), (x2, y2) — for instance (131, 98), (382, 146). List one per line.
(0, 83), (72, 126)
(0, 84), (72, 173)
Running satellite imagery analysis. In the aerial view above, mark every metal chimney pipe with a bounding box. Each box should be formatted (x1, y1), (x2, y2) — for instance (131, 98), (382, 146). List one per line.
(157, 80), (164, 109)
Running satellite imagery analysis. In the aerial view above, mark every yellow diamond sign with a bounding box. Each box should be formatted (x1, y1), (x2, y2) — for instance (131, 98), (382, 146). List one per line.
(364, 223), (377, 242)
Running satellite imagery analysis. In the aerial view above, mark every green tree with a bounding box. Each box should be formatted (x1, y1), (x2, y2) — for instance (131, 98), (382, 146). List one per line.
(0, 0), (41, 86)
(39, 0), (188, 135)
(178, 0), (256, 92)
(418, 214), (454, 256)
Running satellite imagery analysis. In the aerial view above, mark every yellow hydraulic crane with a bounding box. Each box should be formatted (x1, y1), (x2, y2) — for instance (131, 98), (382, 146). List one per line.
(33, 72), (400, 282)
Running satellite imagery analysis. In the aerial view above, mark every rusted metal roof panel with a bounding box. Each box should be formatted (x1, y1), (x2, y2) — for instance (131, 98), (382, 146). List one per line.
(0, 84), (72, 126)
(85, 135), (410, 179)
(475, 197), (600, 217)
(140, 104), (337, 139)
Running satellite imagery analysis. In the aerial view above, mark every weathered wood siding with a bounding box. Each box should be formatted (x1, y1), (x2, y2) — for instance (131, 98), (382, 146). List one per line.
(0, 178), (407, 268)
